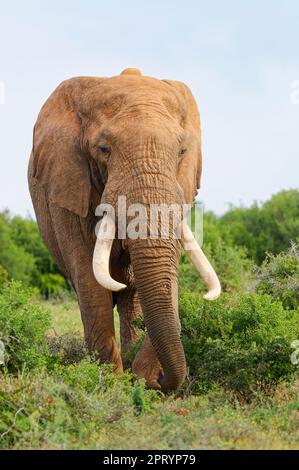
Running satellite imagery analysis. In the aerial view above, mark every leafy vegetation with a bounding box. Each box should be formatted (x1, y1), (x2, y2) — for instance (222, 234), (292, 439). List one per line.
(0, 265), (8, 289)
(0, 298), (298, 450)
(180, 290), (299, 401)
(179, 238), (251, 294)
(0, 282), (52, 371)
(219, 189), (299, 264)
(0, 189), (298, 449)
(255, 244), (299, 310)
(0, 211), (67, 297)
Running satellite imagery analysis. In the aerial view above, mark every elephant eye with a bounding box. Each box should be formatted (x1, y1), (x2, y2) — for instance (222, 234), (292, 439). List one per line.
(179, 148), (187, 156)
(97, 145), (111, 155)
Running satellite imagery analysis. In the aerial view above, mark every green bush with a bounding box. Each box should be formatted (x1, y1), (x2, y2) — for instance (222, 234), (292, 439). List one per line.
(48, 334), (86, 365)
(220, 189), (299, 264)
(179, 290), (299, 401)
(10, 215), (55, 274)
(53, 358), (110, 393)
(179, 208), (252, 294)
(0, 359), (159, 449)
(0, 281), (52, 371)
(0, 211), (68, 297)
(0, 213), (36, 284)
(255, 243), (299, 310)
(179, 238), (252, 294)
(0, 265), (8, 289)
(38, 273), (68, 299)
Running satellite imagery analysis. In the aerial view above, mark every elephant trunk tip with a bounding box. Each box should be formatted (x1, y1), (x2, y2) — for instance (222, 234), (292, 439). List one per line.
(158, 362), (186, 392)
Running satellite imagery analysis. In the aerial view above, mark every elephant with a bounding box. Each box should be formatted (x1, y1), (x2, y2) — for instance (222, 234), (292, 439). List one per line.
(28, 67), (221, 391)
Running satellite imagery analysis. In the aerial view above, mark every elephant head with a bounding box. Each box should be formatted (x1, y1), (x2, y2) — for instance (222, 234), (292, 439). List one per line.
(32, 68), (220, 391)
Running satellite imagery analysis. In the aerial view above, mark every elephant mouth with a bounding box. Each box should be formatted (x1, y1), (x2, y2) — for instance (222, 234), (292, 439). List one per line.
(92, 212), (221, 301)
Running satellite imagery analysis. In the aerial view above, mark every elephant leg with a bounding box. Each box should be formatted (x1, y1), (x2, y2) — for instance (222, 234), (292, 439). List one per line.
(132, 334), (163, 389)
(74, 261), (122, 372)
(41, 197), (122, 371)
(116, 286), (142, 368)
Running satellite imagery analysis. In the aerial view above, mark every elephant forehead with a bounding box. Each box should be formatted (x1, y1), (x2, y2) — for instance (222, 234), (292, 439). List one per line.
(91, 75), (185, 118)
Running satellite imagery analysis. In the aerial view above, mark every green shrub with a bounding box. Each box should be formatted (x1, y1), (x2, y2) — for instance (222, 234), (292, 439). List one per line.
(48, 334), (86, 365)
(38, 273), (69, 299)
(179, 238), (252, 294)
(220, 189), (299, 264)
(0, 211), (68, 296)
(10, 215), (55, 275)
(0, 359), (160, 449)
(0, 213), (36, 284)
(255, 243), (299, 310)
(179, 290), (299, 401)
(0, 281), (52, 371)
(132, 380), (156, 415)
(0, 265), (8, 289)
(179, 208), (252, 294)
(53, 358), (107, 393)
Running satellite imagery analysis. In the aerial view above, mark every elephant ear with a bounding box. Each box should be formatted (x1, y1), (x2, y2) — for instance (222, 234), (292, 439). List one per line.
(163, 80), (202, 205)
(31, 77), (105, 217)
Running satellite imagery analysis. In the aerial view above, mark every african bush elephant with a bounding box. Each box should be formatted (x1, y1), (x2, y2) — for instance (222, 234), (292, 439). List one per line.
(28, 68), (220, 391)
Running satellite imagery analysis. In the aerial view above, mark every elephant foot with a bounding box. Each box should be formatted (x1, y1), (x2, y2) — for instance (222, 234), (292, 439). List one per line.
(132, 334), (162, 389)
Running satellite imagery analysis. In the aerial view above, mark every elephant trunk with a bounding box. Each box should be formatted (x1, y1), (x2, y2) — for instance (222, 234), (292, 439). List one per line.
(92, 139), (221, 391)
(128, 237), (186, 391)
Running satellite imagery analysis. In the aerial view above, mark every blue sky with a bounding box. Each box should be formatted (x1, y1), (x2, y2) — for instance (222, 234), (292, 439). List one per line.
(0, 0), (298, 216)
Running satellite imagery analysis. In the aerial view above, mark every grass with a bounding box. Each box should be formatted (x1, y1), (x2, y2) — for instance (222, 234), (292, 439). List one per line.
(1, 298), (298, 450)
(45, 298), (121, 345)
(45, 298), (82, 337)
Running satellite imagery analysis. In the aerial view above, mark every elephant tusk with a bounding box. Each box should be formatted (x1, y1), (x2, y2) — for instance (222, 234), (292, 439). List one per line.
(181, 220), (221, 301)
(93, 213), (127, 292)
